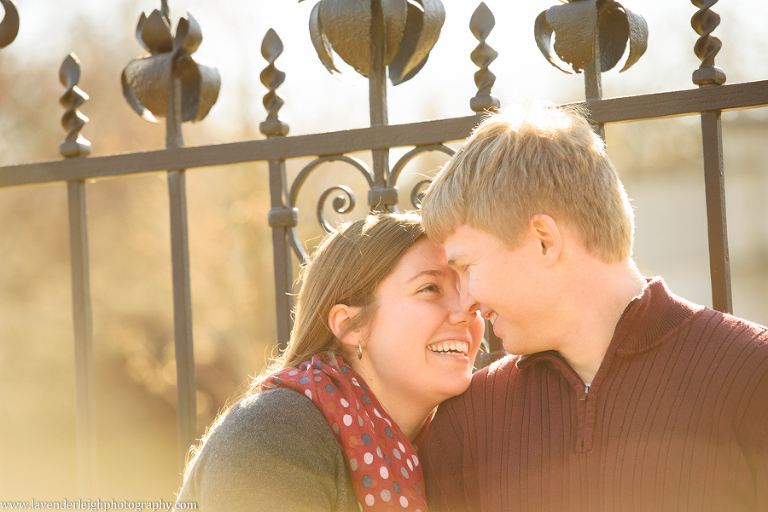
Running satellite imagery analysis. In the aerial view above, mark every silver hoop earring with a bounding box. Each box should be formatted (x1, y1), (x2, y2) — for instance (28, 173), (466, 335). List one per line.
(357, 340), (363, 360)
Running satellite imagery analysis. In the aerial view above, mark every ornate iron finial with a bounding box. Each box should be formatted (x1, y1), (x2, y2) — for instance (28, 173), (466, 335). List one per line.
(0, 0), (19, 49)
(469, 3), (499, 113)
(122, 6), (220, 123)
(534, 0), (648, 74)
(259, 29), (289, 137)
(691, 0), (726, 86)
(59, 53), (91, 158)
(300, 0), (445, 85)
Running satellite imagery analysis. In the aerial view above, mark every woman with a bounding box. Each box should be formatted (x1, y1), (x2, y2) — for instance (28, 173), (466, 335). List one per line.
(175, 212), (483, 511)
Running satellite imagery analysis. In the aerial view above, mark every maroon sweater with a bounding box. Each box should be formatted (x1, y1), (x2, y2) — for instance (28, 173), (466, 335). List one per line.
(422, 278), (768, 512)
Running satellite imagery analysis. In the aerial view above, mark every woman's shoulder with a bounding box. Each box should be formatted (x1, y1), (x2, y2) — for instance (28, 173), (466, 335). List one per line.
(226, 388), (326, 430)
(206, 388), (338, 458)
(178, 388), (358, 512)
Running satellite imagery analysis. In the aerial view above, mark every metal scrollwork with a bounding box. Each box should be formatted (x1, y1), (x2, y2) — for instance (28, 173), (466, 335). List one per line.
(286, 155), (374, 260)
(691, 0), (726, 86)
(0, 0), (19, 50)
(388, 144), (455, 209)
(410, 179), (432, 209)
(317, 185), (356, 233)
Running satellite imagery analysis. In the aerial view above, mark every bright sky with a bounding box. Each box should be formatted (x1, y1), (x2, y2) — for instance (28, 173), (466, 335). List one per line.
(8, 0), (768, 138)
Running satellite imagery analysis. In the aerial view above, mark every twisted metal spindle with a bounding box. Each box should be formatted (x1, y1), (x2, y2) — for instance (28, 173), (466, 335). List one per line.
(691, 0), (726, 86)
(469, 2), (499, 113)
(59, 54), (91, 157)
(260, 28), (290, 137)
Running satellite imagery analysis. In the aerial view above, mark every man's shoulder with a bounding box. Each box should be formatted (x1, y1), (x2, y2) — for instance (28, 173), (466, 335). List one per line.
(473, 353), (521, 383)
(694, 306), (768, 349)
(437, 355), (522, 410)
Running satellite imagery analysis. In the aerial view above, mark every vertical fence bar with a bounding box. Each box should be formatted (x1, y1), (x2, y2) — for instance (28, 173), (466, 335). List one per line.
(68, 180), (98, 496)
(122, 5), (220, 474)
(691, 0), (731, 313)
(168, 169), (196, 471)
(59, 53), (97, 497)
(700, 111), (732, 313)
(367, 0), (397, 213)
(584, 24), (605, 140)
(167, 59), (197, 473)
(261, 29), (295, 352)
(267, 160), (296, 352)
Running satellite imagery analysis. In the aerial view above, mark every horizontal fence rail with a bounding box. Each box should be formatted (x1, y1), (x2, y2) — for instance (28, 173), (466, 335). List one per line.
(3, 79), (768, 189)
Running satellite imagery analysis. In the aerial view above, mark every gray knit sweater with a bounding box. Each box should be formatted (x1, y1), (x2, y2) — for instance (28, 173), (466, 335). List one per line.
(175, 388), (359, 512)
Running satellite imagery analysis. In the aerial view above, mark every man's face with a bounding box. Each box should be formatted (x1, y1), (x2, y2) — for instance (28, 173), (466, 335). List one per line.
(443, 224), (555, 355)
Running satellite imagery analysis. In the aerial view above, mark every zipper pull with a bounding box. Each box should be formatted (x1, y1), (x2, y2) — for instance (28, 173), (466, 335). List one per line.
(580, 383), (591, 401)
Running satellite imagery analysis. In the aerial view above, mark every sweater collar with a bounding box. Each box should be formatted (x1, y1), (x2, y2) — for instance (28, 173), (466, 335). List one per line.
(611, 277), (704, 355)
(517, 277), (705, 369)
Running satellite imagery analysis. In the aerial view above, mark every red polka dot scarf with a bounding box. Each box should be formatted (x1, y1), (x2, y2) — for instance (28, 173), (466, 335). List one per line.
(261, 352), (430, 512)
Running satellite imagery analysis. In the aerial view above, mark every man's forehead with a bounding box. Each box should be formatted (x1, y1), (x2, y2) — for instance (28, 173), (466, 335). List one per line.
(442, 225), (474, 262)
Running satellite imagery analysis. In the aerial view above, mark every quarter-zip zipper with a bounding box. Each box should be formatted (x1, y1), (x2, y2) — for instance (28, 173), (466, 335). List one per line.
(517, 351), (597, 452)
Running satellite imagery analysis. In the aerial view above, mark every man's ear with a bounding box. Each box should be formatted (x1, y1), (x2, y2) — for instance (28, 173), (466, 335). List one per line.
(530, 214), (561, 267)
(328, 304), (362, 348)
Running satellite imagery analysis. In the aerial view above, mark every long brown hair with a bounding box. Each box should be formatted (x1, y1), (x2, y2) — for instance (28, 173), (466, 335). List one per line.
(255, 211), (425, 384)
(184, 212), (425, 478)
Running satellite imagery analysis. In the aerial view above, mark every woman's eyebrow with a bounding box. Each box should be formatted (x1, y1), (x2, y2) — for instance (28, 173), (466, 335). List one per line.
(405, 269), (447, 283)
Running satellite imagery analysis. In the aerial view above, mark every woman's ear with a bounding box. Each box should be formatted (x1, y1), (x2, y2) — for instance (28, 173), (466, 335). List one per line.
(328, 304), (362, 348)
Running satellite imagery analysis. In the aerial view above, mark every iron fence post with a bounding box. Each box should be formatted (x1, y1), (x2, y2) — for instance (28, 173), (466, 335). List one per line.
(585, 26), (605, 140)
(261, 29), (295, 353)
(692, 0), (732, 313)
(368, 0), (395, 213)
(167, 51), (197, 475)
(59, 53), (98, 497)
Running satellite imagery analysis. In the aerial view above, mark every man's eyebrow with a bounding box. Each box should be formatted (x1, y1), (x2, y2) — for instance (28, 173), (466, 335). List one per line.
(406, 269), (447, 283)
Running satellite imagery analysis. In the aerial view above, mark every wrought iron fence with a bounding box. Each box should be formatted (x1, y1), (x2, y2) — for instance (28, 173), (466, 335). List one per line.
(1, 0), (767, 496)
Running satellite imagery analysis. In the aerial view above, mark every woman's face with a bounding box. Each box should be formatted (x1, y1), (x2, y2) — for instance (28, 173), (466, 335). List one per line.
(356, 237), (484, 417)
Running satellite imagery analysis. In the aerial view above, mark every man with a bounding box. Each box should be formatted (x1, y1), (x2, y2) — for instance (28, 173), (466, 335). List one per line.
(419, 104), (768, 512)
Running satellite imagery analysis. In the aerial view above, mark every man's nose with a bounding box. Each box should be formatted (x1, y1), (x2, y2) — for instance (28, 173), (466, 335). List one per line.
(458, 283), (480, 315)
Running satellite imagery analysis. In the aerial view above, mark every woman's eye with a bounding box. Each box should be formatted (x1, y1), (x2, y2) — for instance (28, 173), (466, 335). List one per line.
(419, 284), (440, 294)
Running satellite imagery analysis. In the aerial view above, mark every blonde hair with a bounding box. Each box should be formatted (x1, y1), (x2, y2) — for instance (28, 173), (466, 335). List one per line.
(421, 103), (634, 263)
